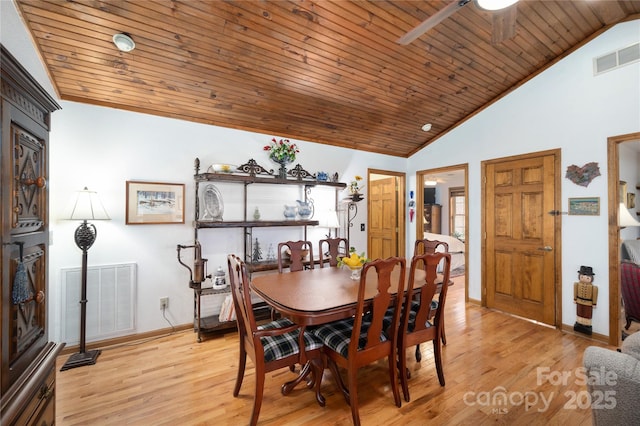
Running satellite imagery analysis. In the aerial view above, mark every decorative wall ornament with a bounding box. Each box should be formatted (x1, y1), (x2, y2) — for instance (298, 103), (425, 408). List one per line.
(236, 159), (271, 177)
(565, 162), (601, 187)
(288, 164), (314, 180)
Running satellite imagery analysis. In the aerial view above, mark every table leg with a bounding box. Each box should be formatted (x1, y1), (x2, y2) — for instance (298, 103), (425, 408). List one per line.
(281, 362), (312, 395)
(309, 358), (326, 407)
(281, 360), (326, 407)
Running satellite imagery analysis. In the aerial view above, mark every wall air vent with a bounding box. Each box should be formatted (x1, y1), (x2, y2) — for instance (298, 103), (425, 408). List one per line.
(594, 42), (640, 75)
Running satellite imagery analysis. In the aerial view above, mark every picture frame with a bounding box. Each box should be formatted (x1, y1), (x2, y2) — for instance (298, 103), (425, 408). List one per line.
(568, 197), (600, 216)
(628, 193), (636, 209)
(126, 181), (185, 224)
(620, 181), (628, 206)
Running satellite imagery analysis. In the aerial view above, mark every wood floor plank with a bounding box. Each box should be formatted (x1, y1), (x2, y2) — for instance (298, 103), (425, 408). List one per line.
(56, 276), (605, 425)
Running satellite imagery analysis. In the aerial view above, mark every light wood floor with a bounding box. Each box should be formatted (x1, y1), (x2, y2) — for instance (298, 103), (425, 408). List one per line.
(55, 277), (610, 425)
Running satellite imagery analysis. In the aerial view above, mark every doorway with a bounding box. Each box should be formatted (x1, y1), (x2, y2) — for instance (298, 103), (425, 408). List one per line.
(482, 150), (561, 326)
(367, 169), (405, 260)
(607, 132), (640, 346)
(416, 165), (468, 301)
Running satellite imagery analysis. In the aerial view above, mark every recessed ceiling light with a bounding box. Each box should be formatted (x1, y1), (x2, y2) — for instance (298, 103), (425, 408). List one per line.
(421, 123), (432, 132)
(476, 0), (519, 11)
(112, 33), (135, 52)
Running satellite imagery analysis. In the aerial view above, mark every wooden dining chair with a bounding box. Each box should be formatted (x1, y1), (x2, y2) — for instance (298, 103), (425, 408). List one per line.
(318, 237), (348, 267)
(313, 257), (407, 426)
(414, 238), (449, 256)
(227, 254), (325, 426)
(277, 240), (314, 273)
(273, 240), (314, 321)
(398, 251), (451, 402)
(413, 237), (450, 351)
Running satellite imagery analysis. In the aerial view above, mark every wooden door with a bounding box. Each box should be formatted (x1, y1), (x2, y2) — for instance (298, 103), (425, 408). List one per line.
(484, 152), (558, 325)
(369, 177), (398, 260)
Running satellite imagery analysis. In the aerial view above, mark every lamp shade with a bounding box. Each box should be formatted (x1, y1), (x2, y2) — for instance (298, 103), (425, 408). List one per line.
(320, 208), (340, 229)
(326, 209), (340, 228)
(619, 202), (640, 227)
(66, 187), (110, 221)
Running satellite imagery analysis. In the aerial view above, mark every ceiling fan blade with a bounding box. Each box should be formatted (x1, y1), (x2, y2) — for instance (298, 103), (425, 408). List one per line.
(396, 0), (471, 45)
(491, 5), (517, 44)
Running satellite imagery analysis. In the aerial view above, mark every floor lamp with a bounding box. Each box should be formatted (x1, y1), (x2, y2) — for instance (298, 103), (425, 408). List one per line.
(61, 187), (110, 371)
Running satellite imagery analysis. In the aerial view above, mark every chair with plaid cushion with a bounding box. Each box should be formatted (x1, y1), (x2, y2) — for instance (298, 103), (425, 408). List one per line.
(313, 257), (407, 426)
(277, 240), (314, 273)
(319, 237), (348, 267)
(413, 238), (450, 352)
(274, 240), (314, 321)
(398, 251), (451, 402)
(227, 254), (325, 426)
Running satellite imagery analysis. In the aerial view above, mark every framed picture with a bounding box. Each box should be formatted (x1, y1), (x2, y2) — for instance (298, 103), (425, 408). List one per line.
(620, 181), (628, 206)
(628, 193), (636, 209)
(126, 181), (185, 224)
(568, 197), (600, 216)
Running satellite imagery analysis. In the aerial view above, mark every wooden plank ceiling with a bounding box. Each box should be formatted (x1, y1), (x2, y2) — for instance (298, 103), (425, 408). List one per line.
(14, 0), (640, 157)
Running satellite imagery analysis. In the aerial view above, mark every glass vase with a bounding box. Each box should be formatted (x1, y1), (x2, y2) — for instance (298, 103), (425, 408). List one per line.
(350, 266), (362, 280)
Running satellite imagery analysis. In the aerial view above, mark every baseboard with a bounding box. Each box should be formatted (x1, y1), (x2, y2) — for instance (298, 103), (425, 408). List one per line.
(58, 323), (193, 355)
(560, 323), (610, 346)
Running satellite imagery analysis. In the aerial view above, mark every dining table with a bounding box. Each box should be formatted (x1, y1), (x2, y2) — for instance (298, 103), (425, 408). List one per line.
(250, 265), (430, 402)
(251, 266), (426, 326)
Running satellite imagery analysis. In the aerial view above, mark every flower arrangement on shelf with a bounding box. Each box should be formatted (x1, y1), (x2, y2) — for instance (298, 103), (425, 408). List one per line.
(349, 175), (364, 194)
(346, 175), (365, 202)
(263, 138), (299, 164)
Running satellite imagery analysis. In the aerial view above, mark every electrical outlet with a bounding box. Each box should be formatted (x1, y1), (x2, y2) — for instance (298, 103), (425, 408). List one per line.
(160, 297), (169, 310)
(360, 223), (365, 231)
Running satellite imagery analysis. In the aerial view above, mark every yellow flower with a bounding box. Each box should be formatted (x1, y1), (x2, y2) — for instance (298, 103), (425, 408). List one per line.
(337, 247), (369, 269)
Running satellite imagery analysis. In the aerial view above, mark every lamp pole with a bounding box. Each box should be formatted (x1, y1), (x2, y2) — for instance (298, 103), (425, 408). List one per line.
(60, 188), (109, 371)
(60, 220), (101, 370)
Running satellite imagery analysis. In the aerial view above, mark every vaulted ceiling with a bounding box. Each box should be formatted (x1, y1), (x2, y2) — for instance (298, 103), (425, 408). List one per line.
(13, 0), (640, 157)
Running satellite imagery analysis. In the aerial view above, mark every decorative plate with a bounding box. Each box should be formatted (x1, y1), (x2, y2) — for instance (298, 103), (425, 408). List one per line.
(202, 184), (223, 221)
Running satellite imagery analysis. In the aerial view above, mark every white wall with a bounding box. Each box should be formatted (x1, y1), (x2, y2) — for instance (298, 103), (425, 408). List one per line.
(407, 20), (640, 336)
(45, 103), (404, 340)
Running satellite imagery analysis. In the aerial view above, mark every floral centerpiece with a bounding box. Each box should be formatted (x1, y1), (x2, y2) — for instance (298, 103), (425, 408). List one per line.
(264, 137), (299, 178)
(264, 138), (299, 164)
(338, 247), (370, 280)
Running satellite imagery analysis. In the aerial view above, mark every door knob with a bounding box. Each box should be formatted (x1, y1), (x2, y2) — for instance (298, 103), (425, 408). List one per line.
(21, 176), (47, 188)
(538, 246), (553, 252)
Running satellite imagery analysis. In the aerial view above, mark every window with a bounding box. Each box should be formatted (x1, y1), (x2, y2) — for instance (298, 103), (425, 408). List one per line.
(449, 187), (465, 241)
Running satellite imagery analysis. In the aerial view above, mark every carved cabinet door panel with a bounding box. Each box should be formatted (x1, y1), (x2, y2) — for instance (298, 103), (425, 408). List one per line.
(11, 124), (47, 234)
(2, 123), (49, 391)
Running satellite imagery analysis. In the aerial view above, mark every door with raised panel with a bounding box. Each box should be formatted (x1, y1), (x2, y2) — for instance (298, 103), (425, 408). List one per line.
(484, 151), (559, 326)
(369, 176), (398, 260)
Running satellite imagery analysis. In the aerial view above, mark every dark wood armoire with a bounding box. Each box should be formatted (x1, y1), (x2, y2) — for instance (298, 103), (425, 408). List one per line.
(0, 45), (64, 425)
